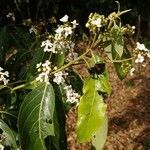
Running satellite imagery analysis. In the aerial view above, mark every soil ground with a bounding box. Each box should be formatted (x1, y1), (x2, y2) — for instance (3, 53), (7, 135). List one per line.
(66, 64), (150, 150)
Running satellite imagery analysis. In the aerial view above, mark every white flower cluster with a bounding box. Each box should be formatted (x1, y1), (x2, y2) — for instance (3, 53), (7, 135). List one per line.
(41, 40), (53, 52)
(136, 42), (148, 51)
(135, 42), (150, 63)
(0, 67), (9, 85)
(130, 42), (150, 76)
(36, 60), (51, 84)
(53, 71), (80, 103)
(53, 71), (68, 85)
(64, 85), (80, 104)
(135, 53), (144, 63)
(86, 13), (105, 31)
(121, 25), (135, 36)
(41, 15), (78, 54)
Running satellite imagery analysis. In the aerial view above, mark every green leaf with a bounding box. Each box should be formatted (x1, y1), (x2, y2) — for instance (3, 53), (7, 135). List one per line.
(97, 72), (111, 96)
(18, 83), (55, 150)
(114, 43), (124, 58)
(54, 51), (65, 67)
(0, 119), (17, 149)
(110, 24), (124, 57)
(10, 27), (33, 49)
(105, 44), (112, 60)
(112, 44), (131, 80)
(51, 84), (67, 150)
(92, 116), (108, 150)
(29, 48), (45, 74)
(77, 77), (107, 143)
(67, 70), (83, 95)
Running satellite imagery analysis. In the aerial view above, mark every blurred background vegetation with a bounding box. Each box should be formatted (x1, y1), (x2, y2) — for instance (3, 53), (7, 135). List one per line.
(0, 0), (150, 40)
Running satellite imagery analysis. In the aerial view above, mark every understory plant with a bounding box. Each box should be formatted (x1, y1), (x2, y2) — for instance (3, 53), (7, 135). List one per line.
(0, 5), (150, 150)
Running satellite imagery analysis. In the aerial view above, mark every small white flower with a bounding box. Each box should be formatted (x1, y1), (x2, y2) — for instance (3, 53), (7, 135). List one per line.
(64, 85), (80, 104)
(0, 67), (9, 85)
(60, 15), (69, 22)
(135, 53), (144, 63)
(36, 62), (42, 68)
(6, 13), (13, 18)
(136, 42), (148, 51)
(53, 66), (57, 70)
(132, 26), (135, 30)
(91, 18), (102, 27)
(36, 60), (51, 84)
(53, 71), (68, 85)
(71, 20), (78, 28)
(29, 26), (38, 34)
(6, 13), (15, 21)
(0, 67), (3, 71)
(55, 26), (64, 37)
(64, 27), (72, 37)
(41, 40), (54, 53)
(42, 60), (51, 68)
(130, 67), (135, 76)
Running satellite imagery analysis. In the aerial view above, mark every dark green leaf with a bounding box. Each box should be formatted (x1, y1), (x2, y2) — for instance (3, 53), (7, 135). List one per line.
(29, 48), (45, 74)
(51, 84), (67, 150)
(67, 70), (83, 95)
(18, 83), (55, 150)
(77, 77), (107, 143)
(0, 119), (17, 149)
(9, 27), (33, 49)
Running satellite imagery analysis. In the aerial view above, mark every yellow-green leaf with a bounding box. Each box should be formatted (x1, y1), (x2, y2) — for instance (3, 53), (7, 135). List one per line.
(77, 78), (107, 143)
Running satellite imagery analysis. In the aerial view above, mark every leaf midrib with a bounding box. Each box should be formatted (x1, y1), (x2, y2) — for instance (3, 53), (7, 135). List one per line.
(84, 80), (96, 136)
(38, 84), (48, 149)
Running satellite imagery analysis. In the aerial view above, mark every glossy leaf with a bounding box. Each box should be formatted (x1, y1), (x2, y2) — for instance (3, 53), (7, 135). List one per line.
(112, 44), (131, 80)
(18, 83), (55, 150)
(97, 72), (111, 96)
(0, 119), (17, 149)
(77, 77), (107, 143)
(92, 116), (108, 150)
(29, 48), (45, 74)
(51, 84), (67, 150)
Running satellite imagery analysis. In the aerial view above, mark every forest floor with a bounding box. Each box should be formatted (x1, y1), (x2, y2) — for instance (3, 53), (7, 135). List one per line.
(66, 63), (150, 150)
